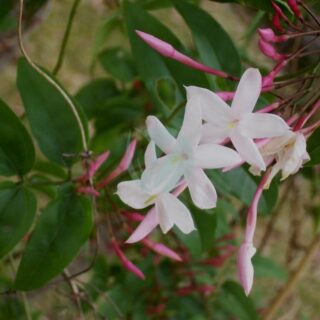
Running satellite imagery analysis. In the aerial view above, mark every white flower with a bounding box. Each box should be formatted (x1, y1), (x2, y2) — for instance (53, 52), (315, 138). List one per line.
(117, 142), (195, 234)
(188, 68), (290, 171)
(250, 131), (310, 188)
(146, 86), (242, 210)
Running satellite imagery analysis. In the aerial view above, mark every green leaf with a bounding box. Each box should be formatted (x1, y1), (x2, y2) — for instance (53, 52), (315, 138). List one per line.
(99, 47), (137, 82)
(173, 0), (241, 81)
(192, 207), (217, 252)
(252, 254), (288, 281)
(0, 182), (37, 259)
(17, 58), (88, 166)
(75, 78), (119, 119)
(218, 281), (259, 320)
(0, 98), (35, 176)
(123, 1), (208, 110)
(307, 127), (320, 165)
(210, 167), (278, 214)
(15, 185), (93, 290)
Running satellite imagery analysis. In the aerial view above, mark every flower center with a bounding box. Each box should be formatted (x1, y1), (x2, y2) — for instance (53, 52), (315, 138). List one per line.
(228, 120), (238, 129)
(144, 194), (158, 205)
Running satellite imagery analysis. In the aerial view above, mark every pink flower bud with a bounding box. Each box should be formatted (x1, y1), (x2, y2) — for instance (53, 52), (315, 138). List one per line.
(78, 150), (110, 182)
(76, 186), (100, 197)
(142, 238), (182, 262)
(262, 60), (287, 87)
(135, 30), (234, 80)
(272, 13), (284, 32)
(288, 0), (302, 18)
(258, 28), (288, 42)
(98, 139), (137, 189)
(111, 240), (145, 279)
(258, 39), (286, 61)
(122, 211), (144, 222)
(237, 243), (256, 296)
(217, 91), (235, 101)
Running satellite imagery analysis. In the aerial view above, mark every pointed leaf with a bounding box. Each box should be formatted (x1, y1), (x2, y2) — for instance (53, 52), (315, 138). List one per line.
(17, 58), (88, 166)
(0, 182), (36, 259)
(0, 98), (35, 176)
(15, 185), (93, 290)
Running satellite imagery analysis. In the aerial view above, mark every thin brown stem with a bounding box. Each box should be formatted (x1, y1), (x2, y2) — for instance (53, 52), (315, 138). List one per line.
(262, 233), (320, 320)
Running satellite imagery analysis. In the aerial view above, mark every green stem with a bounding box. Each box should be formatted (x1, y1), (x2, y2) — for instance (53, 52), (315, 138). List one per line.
(164, 101), (185, 125)
(52, 0), (82, 76)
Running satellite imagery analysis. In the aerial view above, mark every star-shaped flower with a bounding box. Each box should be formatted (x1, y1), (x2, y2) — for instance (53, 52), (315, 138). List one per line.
(146, 86), (242, 209)
(188, 68), (289, 171)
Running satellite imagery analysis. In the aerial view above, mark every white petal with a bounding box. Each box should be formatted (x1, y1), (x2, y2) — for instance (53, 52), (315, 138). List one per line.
(185, 86), (231, 125)
(231, 68), (262, 115)
(177, 87), (202, 153)
(116, 180), (150, 209)
(185, 167), (217, 209)
(238, 113), (289, 139)
(231, 133), (266, 171)
(141, 155), (184, 194)
(146, 116), (177, 154)
(194, 144), (242, 169)
(156, 193), (195, 234)
(144, 141), (157, 168)
(200, 123), (230, 144)
(126, 208), (158, 243)
(264, 160), (283, 189)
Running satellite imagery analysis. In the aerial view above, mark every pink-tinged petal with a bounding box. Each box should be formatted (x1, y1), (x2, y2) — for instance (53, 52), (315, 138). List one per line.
(116, 180), (150, 209)
(231, 68), (262, 115)
(142, 238), (182, 261)
(200, 123), (230, 144)
(98, 140), (137, 189)
(126, 208), (158, 243)
(177, 86), (202, 153)
(156, 193), (195, 234)
(185, 86), (232, 126)
(231, 133), (266, 171)
(238, 113), (289, 139)
(77, 186), (100, 197)
(194, 144), (242, 169)
(185, 167), (217, 209)
(146, 116), (177, 154)
(237, 243), (256, 296)
(111, 240), (145, 280)
(144, 141), (157, 168)
(172, 180), (188, 197)
(135, 31), (233, 79)
(155, 197), (174, 233)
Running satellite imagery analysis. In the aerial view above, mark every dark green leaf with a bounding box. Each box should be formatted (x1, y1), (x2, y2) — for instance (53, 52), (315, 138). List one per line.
(17, 58), (87, 166)
(252, 254), (288, 281)
(99, 47), (137, 82)
(307, 127), (320, 165)
(75, 78), (119, 119)
(124, 1), (208, 110)
(0, 182), (36, 259)
(173, 0), (241, 81)
(192, 207), (217, 251)
(0, 98), (35, 176)
(15, 185), (93, 290)
(218, 281), (259, 320)
(210, 167), (277, 214)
